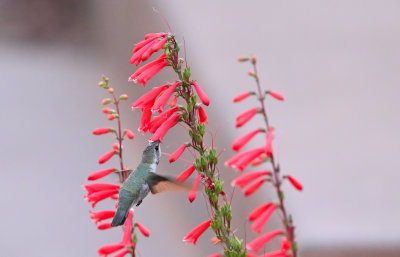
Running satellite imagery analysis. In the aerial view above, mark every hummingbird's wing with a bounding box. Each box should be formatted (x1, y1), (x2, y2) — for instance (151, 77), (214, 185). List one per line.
(146, 173), (191, 194)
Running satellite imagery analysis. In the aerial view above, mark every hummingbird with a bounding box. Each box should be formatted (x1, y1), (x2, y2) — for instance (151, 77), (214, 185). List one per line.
(111, 140), (186, 227)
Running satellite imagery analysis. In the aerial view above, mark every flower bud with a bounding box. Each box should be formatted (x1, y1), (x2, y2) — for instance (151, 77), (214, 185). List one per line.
(238, 56), (249, 62)
(107, 114), (118, 120)
(102, 98), (112, 105)
(250, 55), (256, 64)
(119, 94), (128, 100)
(124, 129), (134, 139)
(108, 88), (114, 94)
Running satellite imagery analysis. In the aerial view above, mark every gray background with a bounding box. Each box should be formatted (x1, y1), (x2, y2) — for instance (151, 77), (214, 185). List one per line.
(1, 0), (399, 256)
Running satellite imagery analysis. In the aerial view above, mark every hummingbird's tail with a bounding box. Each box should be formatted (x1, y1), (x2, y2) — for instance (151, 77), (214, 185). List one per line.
(111, 206), (130, 227)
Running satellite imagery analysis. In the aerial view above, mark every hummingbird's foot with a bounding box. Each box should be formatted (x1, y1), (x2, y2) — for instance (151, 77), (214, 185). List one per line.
(136, 200), (143, 206)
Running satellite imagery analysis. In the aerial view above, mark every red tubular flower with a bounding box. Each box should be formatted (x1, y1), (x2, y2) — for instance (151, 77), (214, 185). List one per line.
(97, 222), (112, 230)
(251, 153), (268, 166)
(87, 168), (116, 181)
(121, 210), (134, 246)
(265, 128), (274, 157)
(234, 91), (251, 102)
(130, 33), (167, 65)
(232, 128), (263, 152)
(281, 238), (291, 252)
(225, 147), (264, 167)
(226, 147), (266, 172)
(246, 230), (284, 253)
(176, 165), (196, 182)
(148, 107), (179, 133)
(248, 203), (274, 222)
(152, 81), (180, 113)
(112, 143), (120, 150)
(192, 81), (210, 106)
(198, 106), (208, 124)
(98, 243), (124, 257)
(236, 107), (258, 127)
(138, 105), (153, 134)
(207, 254), (221, 257)
(286, 175), (303, 191)
(113, 250), (130, 257)
(89, 210), (116, 224)
(93, 128), (112, 135)
(136, 222), (150, 237)
(124, 129), (134, 139)
(85, 189), (119, 208)
(246, 254), (258, 257)
(268, 90), (285, 101)
(189, 173), (201, 203)
(82, 183), (120, 194)
(169, 144), (187, 163)
(231, 170), (271, 189)
(169, 95), (177, 107)
(102, 108), (113, 114)
(98, 150), (116, 164)
(131, 84), (169, 110)
(244, 179), (266, 197)
(251, 204), (277, 233)
(258, 251), (290, 257)
(149, 113), (180, 143)
(129, 54), (168, 86)
(182, 219), (212, 245)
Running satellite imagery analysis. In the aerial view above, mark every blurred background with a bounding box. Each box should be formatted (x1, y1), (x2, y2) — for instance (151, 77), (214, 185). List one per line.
(1, 0), (399, 256)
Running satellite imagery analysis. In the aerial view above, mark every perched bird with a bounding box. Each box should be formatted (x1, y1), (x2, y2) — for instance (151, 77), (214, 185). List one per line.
(111, 140), (186, 226)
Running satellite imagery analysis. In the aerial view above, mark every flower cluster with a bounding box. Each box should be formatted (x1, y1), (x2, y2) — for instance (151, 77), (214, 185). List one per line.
(127, 32), (246, 257)
(227, 56), (302, 257)
(83, 76), (150, 257)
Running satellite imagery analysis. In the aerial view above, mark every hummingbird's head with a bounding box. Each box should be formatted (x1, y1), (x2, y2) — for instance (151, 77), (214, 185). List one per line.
(142, 140), (161, 165)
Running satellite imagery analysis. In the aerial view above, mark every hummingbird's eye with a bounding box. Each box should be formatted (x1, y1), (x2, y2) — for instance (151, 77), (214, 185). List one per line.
(155, 145), (159, 151)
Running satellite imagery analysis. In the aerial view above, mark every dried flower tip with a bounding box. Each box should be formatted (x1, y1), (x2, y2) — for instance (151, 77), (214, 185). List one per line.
(250, 55), (256, 64)
(183, 219), (212, 245)
(238, 56), (249, 62)
(267, 90), (285, 101)
(102, 98), (112, 105)
(188, 173), (201, 203)
(93, 127), (112, 135)
(119, 94), (128, 100)
(246, 230), (284, 253)
(108, 88), (114, 94)
(286, 175), (303, 191)
(233, 91), (252, 102)
(88, 168), (116, 180)
(135, 222), (150, 237)
(124, 129), (134, 139)
(98, 150), (116, 164)
(169, 144), (187, 163)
